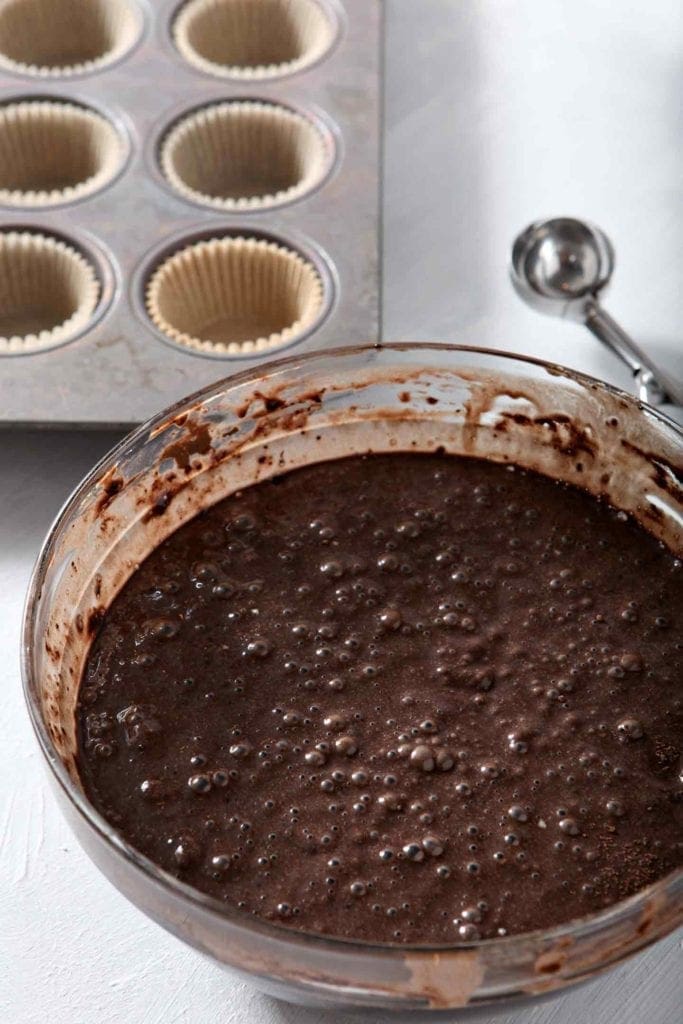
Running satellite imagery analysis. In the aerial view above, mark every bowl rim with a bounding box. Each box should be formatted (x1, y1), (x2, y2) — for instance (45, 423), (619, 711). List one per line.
(21, 340), (683, 963)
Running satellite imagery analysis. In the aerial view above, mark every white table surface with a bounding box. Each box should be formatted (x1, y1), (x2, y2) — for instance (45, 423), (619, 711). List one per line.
(2, 2), (682, 1021)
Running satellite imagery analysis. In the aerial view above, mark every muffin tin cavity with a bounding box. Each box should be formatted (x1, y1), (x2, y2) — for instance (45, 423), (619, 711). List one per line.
(173, 0), (336, 80)
(0, 0), (142, 77)
(0, 229), (99, 353)
(0, 99), (126, 207)
(159, 99), (335, 211)
(145, 233), (326, 355)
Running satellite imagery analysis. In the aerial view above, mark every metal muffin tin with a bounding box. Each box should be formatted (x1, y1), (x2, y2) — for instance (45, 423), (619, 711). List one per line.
(0, 0), (381, 426)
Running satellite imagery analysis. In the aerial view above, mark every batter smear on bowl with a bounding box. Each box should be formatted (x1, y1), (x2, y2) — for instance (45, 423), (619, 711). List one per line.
(77, 453), (682, 942)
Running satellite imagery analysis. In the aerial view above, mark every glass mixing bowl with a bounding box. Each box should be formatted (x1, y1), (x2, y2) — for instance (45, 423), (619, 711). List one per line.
(22, 344), (682, 1016)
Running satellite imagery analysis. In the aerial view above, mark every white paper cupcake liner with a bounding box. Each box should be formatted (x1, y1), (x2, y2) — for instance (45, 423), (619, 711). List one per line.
(146, 235), (325, 355)
(173, 0), (335, 80)
(160, 100), (333, 211)
(0, 0), (141, 77)
(0, 100), (125, 208)
(0, 231), (100, 353)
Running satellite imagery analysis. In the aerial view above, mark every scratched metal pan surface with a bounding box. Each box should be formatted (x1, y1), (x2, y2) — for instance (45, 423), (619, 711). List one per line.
(0, 0), (380, 427)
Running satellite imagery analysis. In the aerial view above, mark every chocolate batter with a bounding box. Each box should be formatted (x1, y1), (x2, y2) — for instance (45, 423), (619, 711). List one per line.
(77, 454), (682, 942)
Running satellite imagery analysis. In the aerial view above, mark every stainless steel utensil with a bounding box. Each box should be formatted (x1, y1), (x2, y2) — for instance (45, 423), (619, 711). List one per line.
(510, 216), (683, 406)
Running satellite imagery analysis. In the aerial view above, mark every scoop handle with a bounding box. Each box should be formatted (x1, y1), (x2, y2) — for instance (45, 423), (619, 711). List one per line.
(585, 302), (683, 406)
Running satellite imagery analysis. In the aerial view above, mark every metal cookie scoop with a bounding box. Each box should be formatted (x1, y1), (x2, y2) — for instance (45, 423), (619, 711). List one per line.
(510, 217), (683, 406)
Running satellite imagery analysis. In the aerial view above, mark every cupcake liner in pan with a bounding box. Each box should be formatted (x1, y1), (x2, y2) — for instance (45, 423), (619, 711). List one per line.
(0, 229), (100, 353)
(0, 0), (143, 78)
(159, 99), (335, 211)
(0, 0), (380, 425)
(0, 99), (127, 207)
(172, 0), (338, 81)
(145, 234), (325, 354)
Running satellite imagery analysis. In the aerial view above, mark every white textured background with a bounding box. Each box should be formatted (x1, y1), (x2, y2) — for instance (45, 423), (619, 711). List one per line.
(2, 1), (682, 1021)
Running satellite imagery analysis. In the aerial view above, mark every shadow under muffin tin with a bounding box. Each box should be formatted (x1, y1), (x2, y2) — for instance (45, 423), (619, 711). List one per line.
(0, 0), (380, 426)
